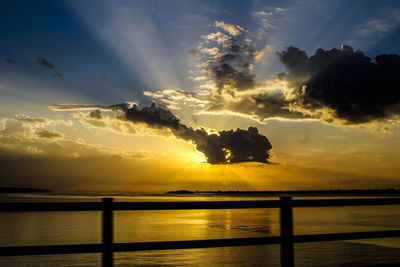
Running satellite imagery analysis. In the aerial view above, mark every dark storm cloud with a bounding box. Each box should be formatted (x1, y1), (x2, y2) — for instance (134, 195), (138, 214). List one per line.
(180, 126), (272, 164)
(122, 103), (272, 164)
(277, 45), (400, 124)
(5, 58), (16, 64)
(37, 57), (56, 70)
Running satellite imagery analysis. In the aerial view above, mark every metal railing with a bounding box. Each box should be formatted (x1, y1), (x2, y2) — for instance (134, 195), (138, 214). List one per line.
(1, 197), (400, 267)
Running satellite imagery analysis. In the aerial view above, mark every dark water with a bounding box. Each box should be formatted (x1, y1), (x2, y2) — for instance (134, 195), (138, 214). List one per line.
(1, 193), (400, 266)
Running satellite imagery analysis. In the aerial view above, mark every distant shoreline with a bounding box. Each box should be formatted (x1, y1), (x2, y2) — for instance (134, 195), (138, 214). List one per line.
(0, 187), (51, 194)
(167, 189), (400, 196)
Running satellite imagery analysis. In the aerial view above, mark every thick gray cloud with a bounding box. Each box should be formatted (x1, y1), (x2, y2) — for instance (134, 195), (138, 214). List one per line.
(180, 126), (272, 164)
(124, 103), (182, 130)
(277, 45), (400, 124)
(212, 61), (256, 95)
(122, 103), (272, 164)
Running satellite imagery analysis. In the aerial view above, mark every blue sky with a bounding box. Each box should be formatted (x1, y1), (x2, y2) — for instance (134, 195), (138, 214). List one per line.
(1, 0), (400, 111)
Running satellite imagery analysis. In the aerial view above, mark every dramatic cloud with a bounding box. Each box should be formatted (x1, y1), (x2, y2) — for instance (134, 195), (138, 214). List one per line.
(5, 58), (16, 64)
(53, 101), (273, 164)
(277, 45), (400, 124)
(124, 103), (182, 130)
(147, 22), (306, 123)
(147, 23), (400, 127)
(180, 126), (272, 164)
(36, 129), (64, 139)
(121, 103), (272, 164)
(37, 57), (56, 70)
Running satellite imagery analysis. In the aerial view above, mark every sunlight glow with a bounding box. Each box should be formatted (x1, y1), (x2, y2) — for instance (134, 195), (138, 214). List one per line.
(190, 149), (207, 163)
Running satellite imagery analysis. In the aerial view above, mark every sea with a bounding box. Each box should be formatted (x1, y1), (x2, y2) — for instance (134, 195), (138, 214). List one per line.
(1, 193), (400, 266)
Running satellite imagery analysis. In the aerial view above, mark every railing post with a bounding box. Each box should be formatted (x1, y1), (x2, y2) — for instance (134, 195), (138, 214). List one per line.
(102, 198), (113, 267)
(280, 196), (294, 267)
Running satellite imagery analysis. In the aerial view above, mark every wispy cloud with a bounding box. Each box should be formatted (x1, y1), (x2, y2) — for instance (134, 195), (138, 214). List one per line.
(37, 57), (65, 78)
(37, 57), (56, 70)
(214, 21), (244, 36)
(50, 102), (135, 111)
(5, 58), (16, 64)
(53, 72), (64, 79)
(36, 129), (64, 139)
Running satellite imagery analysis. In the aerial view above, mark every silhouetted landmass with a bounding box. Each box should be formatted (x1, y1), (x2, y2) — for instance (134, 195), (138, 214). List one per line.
(0, 186), (51, 194)
(167, 189), (400, 196)
(200, 189), (400, 196)
(166, 190), (195, 194)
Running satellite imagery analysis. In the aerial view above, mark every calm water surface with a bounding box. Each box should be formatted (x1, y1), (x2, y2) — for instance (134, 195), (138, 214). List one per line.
(1, 193), (400, 266)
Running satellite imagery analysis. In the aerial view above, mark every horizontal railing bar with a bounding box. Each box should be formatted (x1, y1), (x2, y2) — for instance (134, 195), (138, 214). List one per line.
(291, 198), (400, 207)
(2, 229), (400, 256)
(2, 198), (400, 212)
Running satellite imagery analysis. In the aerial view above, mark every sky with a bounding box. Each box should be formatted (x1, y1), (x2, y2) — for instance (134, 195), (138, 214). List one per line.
(1, 0), (400, 192)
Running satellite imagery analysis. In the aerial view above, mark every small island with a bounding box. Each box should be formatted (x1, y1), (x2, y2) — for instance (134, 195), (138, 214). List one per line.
(166, 190), (195, 194)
